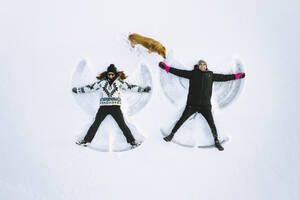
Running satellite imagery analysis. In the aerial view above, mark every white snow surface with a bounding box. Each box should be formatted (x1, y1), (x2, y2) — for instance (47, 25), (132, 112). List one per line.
(1, 0), (300, 200)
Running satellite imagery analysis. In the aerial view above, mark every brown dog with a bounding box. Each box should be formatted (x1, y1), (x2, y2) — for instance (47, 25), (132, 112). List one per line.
(128, 33), (166, 58)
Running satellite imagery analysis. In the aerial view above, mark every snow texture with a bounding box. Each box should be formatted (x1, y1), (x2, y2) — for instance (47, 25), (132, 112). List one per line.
(1, 1), (300, 200)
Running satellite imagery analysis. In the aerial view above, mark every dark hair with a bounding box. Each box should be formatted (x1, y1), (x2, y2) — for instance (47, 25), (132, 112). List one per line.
(96, 71), (128, 80)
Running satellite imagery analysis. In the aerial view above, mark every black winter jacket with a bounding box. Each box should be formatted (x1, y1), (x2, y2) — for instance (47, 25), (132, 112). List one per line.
(168, 67), (235, 108)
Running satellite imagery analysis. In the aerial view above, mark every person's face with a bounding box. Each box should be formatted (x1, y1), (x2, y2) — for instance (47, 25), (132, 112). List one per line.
(198, 62), (207, 71)
(107, 72), (115, 80)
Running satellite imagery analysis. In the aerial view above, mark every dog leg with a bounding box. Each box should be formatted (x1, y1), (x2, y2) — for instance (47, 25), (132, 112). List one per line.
(129, 41), (136, 48)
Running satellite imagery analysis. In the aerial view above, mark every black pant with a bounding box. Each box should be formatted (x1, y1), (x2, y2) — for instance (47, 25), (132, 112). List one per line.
(84, 106), (135, 143)
(171, 105), (218, 139)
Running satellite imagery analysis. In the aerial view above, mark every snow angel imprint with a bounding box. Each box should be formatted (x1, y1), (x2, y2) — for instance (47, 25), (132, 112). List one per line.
(158, 60), (245, 151)
(72, 64), (151, 148)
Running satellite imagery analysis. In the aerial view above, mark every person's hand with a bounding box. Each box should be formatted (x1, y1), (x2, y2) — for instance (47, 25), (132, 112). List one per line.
(158, 62), (170, 72)
(159, 62), (165, 69)
(235, 73), (245, 79)
(143, 86), (151, 93)
(72, 87), (78, 93)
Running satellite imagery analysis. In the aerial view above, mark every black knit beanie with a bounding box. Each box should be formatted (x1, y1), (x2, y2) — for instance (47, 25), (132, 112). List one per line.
(107, 64), (118, 74)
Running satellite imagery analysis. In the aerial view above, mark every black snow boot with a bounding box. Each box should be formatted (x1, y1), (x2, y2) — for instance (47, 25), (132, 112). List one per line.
(163, 133), (175, 142)
(129, 141), (141, 149)
(76, 140), (89, 147)
(214, 139), (224, 151)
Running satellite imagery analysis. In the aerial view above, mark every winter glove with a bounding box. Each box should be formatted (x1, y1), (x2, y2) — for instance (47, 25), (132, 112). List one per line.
(72, 87), (78, 93)
(159, 62), (170, 72)
(143, 86), (151, 93)
(234, 73), (245, 79)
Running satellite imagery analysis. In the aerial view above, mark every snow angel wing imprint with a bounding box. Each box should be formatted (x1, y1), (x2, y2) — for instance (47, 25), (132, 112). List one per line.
(71, 59), (99, 115)
(159, 59), (188, 106)
(211, 58), (246, 109)
(122, 63), (153, 116)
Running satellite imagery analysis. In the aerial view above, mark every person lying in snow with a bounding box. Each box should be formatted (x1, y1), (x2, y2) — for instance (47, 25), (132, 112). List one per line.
(72, 64), (151, 148)
(158, 60), (245, 151)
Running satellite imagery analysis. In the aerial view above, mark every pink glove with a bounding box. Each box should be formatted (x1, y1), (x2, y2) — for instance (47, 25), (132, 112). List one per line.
(159, 62), (170, 72)
(235, 73), (245, 79)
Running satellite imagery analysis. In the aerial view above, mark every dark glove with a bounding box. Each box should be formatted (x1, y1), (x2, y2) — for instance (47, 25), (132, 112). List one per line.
(72, 87), (78, 93)
(234, 73), (245, 79)
(143, 86), (151, 93)
(159, 62), (170, 72)
(159, 62), (165, 69)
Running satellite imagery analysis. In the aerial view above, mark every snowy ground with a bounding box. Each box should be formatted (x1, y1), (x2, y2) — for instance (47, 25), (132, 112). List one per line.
(1, 0), (300, 200)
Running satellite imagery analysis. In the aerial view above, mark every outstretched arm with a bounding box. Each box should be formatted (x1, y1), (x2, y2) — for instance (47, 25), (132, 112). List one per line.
(72, 80), (102, 94)
(159, 62), (192, 79)
(119, 80), (151, 93)
(213, 73), (245, 82)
